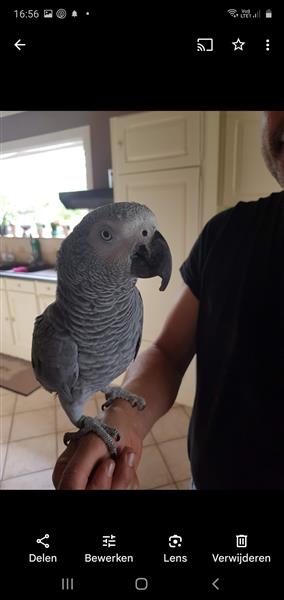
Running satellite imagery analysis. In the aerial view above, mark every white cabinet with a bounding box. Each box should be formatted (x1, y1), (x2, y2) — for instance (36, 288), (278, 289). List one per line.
(1, 284), (16, 356)
(7, 289), (38, 360)
(1, 277), (56, 361)
(220, 111), (281, 208)
(111, 111), (202, 406)
(111, 111), (201, 176)
(5, 279), (38, 361)
(35, 280), (56, 312)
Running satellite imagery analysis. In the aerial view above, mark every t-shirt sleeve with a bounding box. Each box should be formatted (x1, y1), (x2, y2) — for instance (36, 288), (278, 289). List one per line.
(180, 235), (202, 298)
(180, 208), (233, 299)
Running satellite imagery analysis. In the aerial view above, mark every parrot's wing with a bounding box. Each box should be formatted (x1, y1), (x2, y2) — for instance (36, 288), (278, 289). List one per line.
(32, 308), (79, 398)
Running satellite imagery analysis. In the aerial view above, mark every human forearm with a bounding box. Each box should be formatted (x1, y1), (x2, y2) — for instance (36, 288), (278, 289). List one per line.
(104, 342), (184, 441)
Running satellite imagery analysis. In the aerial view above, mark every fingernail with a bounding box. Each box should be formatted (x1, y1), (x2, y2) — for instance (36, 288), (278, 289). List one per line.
(107, 461), (115, 477)
(127, 452), (135, 467)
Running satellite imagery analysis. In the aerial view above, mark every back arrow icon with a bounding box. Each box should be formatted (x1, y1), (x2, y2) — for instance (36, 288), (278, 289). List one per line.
(212, 578), (219, 590)
(14, 39), (26, 50)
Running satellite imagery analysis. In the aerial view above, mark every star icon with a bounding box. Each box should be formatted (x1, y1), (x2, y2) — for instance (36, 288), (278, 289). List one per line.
(232, 38), (245, 50)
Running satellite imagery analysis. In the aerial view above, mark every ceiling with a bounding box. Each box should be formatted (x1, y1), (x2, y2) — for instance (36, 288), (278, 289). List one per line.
(1, 111), (26, 117)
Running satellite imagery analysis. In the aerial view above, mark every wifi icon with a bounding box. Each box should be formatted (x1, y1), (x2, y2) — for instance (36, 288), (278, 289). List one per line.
(197, 43), (206, 51)
(227, 9), (238, 17)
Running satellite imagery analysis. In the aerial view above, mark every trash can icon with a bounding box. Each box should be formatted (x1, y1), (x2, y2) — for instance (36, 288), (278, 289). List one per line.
(236, 534), (247, 548)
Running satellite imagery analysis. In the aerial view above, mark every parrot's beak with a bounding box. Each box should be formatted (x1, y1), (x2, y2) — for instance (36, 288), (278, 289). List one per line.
(131, 230), (172, 291)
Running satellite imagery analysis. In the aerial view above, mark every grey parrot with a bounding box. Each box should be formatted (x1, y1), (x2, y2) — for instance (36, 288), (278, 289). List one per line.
(32, 202), (172, 457)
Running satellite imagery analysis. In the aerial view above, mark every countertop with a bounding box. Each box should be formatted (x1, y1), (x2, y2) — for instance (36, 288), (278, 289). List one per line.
(0, 268), (57, 282)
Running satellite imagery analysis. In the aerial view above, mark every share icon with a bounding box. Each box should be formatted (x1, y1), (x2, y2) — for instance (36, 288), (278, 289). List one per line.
(36, 534), (50, 548)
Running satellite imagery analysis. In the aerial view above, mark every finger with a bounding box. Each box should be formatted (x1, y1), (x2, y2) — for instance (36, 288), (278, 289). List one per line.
(57, 433), (110, 490)
(86, 459), (115, 490)
(128, 471), (140, 490)
(111, 447), (139, 490)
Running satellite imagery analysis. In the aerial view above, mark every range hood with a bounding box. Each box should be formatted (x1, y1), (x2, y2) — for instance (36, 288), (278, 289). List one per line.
(59, 188), (113, 209)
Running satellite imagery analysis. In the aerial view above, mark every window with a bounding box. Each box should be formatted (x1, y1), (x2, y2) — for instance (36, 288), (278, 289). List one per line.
(0, 126), (93, 237)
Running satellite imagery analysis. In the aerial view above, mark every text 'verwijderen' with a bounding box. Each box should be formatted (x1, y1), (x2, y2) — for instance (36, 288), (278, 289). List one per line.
(212, 553), (271, 565)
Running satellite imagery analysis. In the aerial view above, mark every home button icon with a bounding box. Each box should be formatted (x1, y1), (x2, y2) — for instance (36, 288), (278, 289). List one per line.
(135, 577), (148, 591)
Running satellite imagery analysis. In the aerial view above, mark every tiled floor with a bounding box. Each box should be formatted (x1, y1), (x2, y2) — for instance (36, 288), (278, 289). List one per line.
(0, 386), (192, 490)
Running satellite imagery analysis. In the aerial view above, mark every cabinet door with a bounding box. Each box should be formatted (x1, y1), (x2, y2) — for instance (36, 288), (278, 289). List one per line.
(37, 294), (56, 313)
(220, 111), (281, 208)
(1, 290), (16, 356)
(114, 168), (200, 406)
(111, 111), (201, 175)
(35, 281), (56, 313)
(7, 291), (38, 360)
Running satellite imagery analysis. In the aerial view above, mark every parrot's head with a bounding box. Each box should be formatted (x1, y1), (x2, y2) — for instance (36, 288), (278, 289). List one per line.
(58, 202), (172, 291)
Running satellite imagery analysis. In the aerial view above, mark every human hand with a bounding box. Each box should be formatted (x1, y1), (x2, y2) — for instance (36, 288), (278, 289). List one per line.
(52, 405), (143, 490)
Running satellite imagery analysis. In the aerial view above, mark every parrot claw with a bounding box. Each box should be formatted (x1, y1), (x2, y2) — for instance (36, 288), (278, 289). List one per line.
(102, 423), (121, 441)
(63, 416), (120, 457)
(102, 386), (146, 411)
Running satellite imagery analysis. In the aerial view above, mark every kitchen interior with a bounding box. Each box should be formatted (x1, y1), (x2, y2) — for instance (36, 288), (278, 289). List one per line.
(0, 110), (280, 490)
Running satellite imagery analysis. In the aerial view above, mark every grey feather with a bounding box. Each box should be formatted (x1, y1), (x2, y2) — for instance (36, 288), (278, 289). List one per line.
(32, 302), (79, 409)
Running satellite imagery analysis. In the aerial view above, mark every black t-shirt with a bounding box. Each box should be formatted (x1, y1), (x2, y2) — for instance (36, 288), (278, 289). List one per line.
(180, 191), (284, 489)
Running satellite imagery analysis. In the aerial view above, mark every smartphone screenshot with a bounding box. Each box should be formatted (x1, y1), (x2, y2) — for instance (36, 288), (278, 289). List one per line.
(0, 5), (283, 595)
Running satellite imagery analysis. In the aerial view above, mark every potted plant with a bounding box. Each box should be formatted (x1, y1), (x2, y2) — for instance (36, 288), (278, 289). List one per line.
(50, 221), (60, 237)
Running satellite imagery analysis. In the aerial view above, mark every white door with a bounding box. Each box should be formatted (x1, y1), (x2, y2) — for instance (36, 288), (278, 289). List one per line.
(220, 111), (281, 208)
(114, 167), (200, 406)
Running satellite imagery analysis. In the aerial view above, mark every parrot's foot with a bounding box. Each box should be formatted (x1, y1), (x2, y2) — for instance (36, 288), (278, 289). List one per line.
(101, 386), (146, 411)
(63, 416), (120, 458)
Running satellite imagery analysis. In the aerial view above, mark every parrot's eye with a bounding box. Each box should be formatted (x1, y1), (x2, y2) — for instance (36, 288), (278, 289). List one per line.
(142, 230), (148, 237)
(100, 230), (112, 241)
